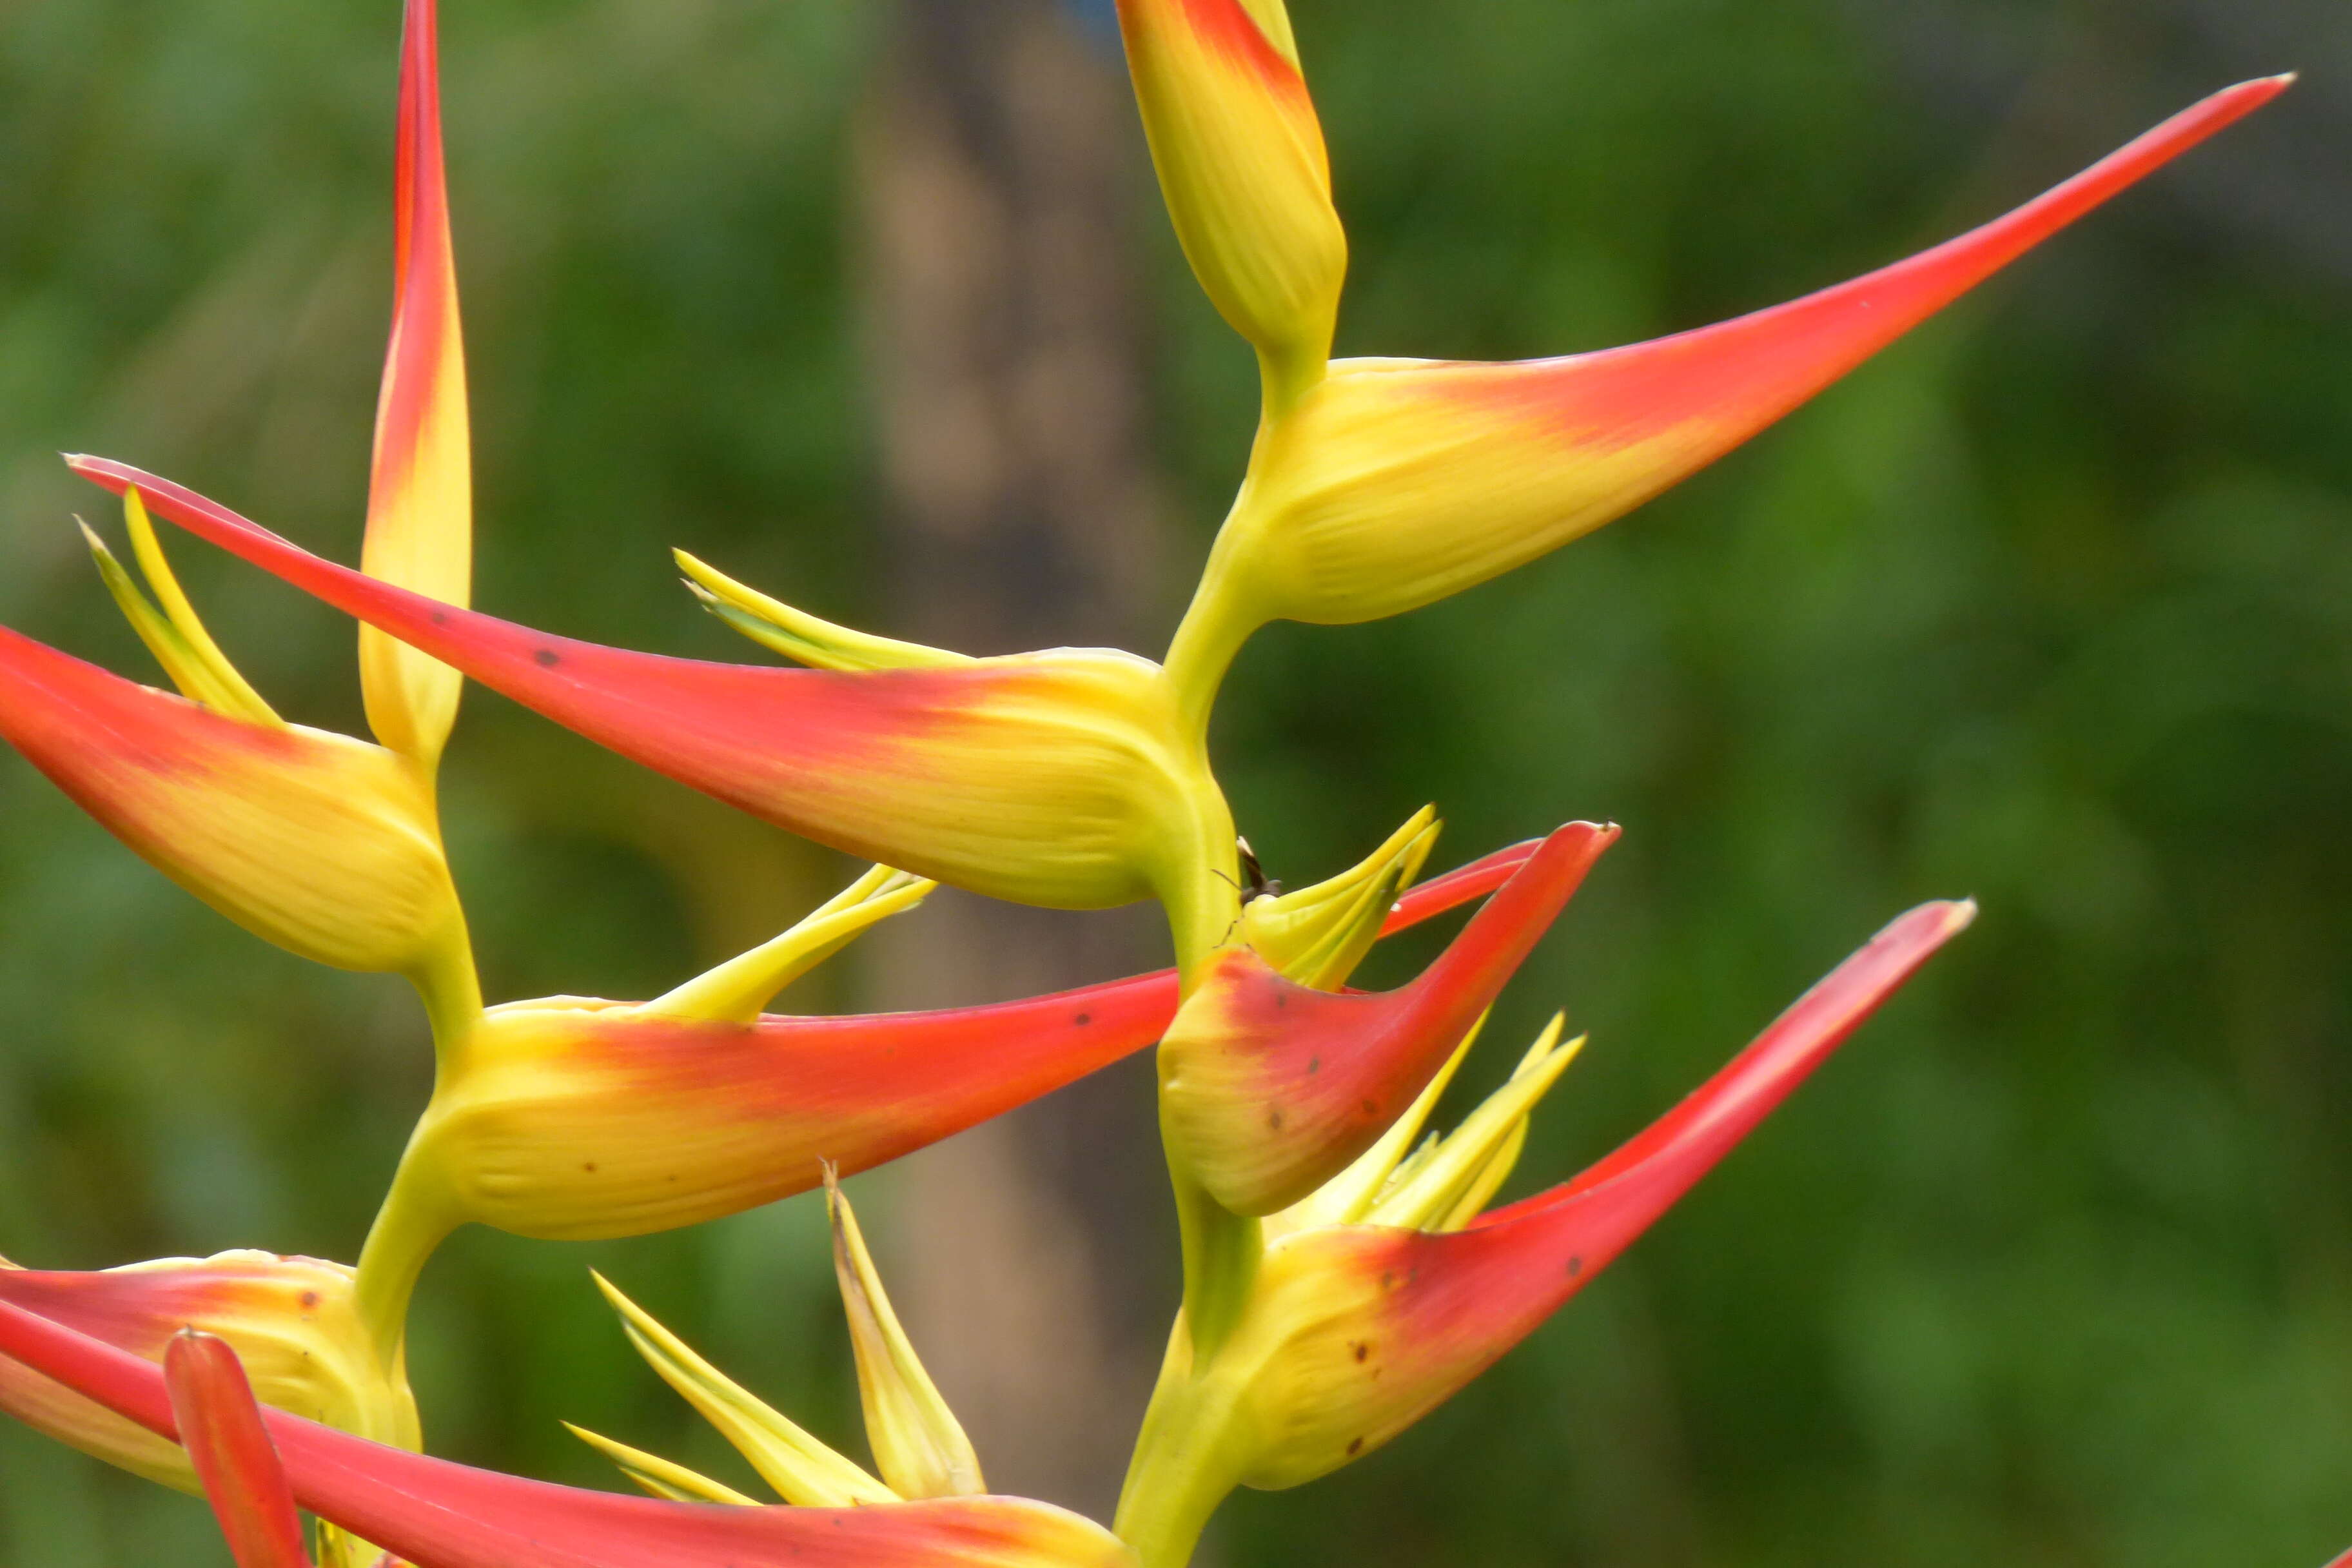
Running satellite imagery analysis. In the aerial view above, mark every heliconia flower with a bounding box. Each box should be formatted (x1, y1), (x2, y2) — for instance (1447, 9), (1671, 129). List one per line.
(359, 0), (473, 767)
(0, 1252), (417, 1533)
(1196, 77), (2290, 634)
(1113, 0), (1346, 404)
(827, 1170), (986, 1500)
(0, 492), (466, 981)
(1160, 821), (1616, 1216)
(67, 460), (1233, 928)
(164, 1329), (322, 1568)
(0, 1295), (1140, 1568)
(1212, 900), (1975, 1491)
(1235, 805), (1440, 990)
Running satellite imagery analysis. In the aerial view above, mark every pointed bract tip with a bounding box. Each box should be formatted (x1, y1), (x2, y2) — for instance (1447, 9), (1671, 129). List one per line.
(163, 1330), (319, 1568)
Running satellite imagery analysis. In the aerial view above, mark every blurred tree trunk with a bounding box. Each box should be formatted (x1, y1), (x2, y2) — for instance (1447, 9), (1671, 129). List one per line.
(854, 0), (1176, 1521)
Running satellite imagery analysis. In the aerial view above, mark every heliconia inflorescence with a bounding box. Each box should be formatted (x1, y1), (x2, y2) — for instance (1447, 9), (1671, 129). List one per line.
(0, 0), (2293, 1564)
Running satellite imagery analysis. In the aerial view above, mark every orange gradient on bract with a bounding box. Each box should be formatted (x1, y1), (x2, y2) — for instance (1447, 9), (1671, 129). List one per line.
(0, 1295), (1139, 1568)
(1161, 823), (1615, 1215)
(0, 1253), (417, 1497)
(1115, 0), (1344, 388)
(359, 0), (472, 766)
(404, 969), (1181, 1243)
(70, 458), (1226, 916)
(0, 625), (459, 975)
(1223, 901), (1974, 1489)
(1220, 77), (2291, 628)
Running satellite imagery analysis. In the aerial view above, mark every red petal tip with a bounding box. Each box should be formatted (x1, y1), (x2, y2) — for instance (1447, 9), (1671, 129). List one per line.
(164, 1331), (316, 1568)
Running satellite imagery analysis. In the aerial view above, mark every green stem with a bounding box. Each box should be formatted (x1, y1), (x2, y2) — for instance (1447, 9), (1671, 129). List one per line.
(351, 1157), (454, 1366)
(1161, 538), (1264, 750)
(1113, 1346), (1250, 1568)
(409, 912), (484, 1065)
(358, 923), (480, 1365)
(1167, 1158), (1260, 1362)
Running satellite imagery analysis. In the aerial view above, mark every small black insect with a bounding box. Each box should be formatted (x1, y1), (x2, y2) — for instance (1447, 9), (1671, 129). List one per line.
(1209, 836), (1283, 936)
(1234, 836), (1281, 903)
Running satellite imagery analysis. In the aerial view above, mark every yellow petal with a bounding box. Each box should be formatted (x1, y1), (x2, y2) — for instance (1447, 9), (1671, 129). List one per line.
(826, 1172), (986, 1499)
(676, 552), (972, 674)
(591, 1272), (896, 1508)
(81, 490), (280, 724)
(563, 1424), (760, 1506)
(1238, 806), (1438, 988)
(1262, 1014), (1483, 1240)
(1366, 1015), (1582, 1231)
(641, 866), (933, 1025)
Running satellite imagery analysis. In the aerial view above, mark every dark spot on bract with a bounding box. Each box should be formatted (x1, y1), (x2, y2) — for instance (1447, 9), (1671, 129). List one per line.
(1074, 1012), (1092, 1026)
(1567, 1255), (1583, 1278)
(1347, 1436), (1364, 1455)
(1275, 992), (1287, 1009)
(583, 1161), (598, 1173)
(1308, 1055), (1320, 1075)
(1360, 1098), (1378, 1116)
(430, 611), (448, 625)
(535, 648), (560, 667)
(300, 1291), (320, 1309)
(1352, 1342), (1369, 1363)
(1268, 1108), (1285, 1131)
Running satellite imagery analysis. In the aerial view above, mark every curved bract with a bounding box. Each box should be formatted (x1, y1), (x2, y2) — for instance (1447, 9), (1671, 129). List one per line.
(0, 1253), (416, 1501)
(0, 625), (461, 977)
(404, 974), (1179, 1244)
(68, 458), (1227, 922)
(1224, 901), (1975, 1489)
(1191, 76), (2291, 635)
(1161, 823), (1616, 1215)
(0, 1295), (1139, 1568)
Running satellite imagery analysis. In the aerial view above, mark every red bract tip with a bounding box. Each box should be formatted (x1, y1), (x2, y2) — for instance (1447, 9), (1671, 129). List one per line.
(165, 1331), (318, 1568)
(66, 458), (1183, 914)
(1227, 77), (2292, 629)
(1478, 79), (2289, 454)
(1231, 899), (1975, 1489)
(1380, 838), (1541, 934)
(363, 0), (473, 765)
(377, 0), (458, 489)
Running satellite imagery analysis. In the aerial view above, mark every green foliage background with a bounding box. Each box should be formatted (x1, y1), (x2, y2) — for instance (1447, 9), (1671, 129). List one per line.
(1, 1), (2346, 1564)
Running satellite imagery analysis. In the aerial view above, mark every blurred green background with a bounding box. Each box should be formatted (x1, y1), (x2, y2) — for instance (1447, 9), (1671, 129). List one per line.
(1, 1), (2347, 1564)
